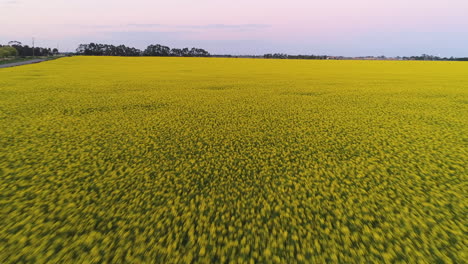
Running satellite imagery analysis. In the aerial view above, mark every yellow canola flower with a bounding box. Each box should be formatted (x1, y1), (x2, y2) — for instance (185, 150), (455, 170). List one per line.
(0, 56), (466, 263)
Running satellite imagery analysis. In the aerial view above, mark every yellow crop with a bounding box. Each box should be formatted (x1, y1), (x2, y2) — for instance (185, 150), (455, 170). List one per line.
(0, 57), (467, 263)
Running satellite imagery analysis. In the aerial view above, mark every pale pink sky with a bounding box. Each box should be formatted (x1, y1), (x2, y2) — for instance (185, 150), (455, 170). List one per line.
(1, 0), (467, 56)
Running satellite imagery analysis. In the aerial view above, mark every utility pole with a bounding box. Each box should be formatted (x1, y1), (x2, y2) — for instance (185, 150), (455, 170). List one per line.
(32, 37), (35, 57)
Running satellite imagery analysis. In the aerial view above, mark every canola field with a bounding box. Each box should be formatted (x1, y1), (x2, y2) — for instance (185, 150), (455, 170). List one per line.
(0, 57), (467, 263)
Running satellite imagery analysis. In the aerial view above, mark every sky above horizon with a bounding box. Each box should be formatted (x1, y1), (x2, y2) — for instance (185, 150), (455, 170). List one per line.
(1, 0), (467, 56)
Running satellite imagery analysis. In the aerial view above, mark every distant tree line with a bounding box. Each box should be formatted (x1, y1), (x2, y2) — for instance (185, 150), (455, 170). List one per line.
(264, 53), (329, 60)
(75, 43), (210, 57)
(76, 43), (141, 56)
(400, 54), (468, 61)
(143, 44), (210, 57)
(263, 53), (468, 61)
(1, 41), (59, 57)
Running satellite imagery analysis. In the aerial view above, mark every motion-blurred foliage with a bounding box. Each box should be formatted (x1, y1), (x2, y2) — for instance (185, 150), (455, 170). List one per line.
(0, 57), (467, 263)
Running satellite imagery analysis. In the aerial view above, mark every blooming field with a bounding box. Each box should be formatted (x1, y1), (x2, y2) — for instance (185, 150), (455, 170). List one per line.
(0, 57), (466, 263)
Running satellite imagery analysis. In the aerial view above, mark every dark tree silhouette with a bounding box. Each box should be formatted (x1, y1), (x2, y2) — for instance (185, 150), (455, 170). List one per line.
(76, 43), (210, 57)
(143, 44), (171, 56)
(75, 43), (142, 56)
(5, 42), (53, 57)
(170, 48), (183, 56)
